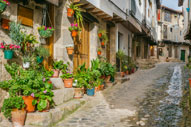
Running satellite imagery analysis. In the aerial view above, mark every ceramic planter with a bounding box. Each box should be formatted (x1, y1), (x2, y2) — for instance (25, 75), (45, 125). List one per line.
(67, 8), (74, 17)
(23, 62), (30, 69)
(22, 96), (35, 113)
(71, 30), (77, 37)
(63, 78), (73, 88)
(74, 88), (84, 99)
(11, 109), (26, 127)
(97, 51), (101, 55)
(52, 69), (60, 78)
(0, 2), (7, 13)
(36, 56), (44, 63)
(66, 47), (74, 55)
(4, 50), (13, 59)
(104, 75), (111, 83)
(87, 88), (95, 96)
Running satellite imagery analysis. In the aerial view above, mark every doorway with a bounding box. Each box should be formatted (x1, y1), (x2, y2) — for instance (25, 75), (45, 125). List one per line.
(180, 50), (185, 62)
(73, 21), (90, 71)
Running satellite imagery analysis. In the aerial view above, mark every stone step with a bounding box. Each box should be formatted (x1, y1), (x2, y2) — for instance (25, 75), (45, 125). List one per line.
(50, 78), (65, 89)
(24, 99), (85, 127)
(53, 88), (74, 106)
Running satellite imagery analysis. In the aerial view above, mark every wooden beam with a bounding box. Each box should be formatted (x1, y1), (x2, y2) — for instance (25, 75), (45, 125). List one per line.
(81, 3), (92, 8)
(102, 17), (113, 21)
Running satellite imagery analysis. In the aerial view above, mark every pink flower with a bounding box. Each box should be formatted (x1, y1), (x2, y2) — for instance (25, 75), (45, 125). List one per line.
(0, 45), (5, 49)
(49, 27), (52, 29)
(17, 45), (21, 49)
(71, 23), (74, 27)
(75, 23), (78, 27)
(45, 27), (47, 30)
(31, 93), (35, 97)
(9, 46), (13, 49)
(43, 78), (46, 82)
(43, 90), (47, 94)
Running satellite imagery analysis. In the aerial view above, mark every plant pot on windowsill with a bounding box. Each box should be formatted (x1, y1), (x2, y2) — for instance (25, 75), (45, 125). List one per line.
(66, 47), (74, 55)
(67, 8), (74, 17)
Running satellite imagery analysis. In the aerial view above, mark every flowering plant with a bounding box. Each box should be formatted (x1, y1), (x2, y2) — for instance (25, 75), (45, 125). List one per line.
(0, 0), (10, 5)
(0, 42), (20, 50)
(61, 71), (73, 79)
(68, 23), (81, 32)
(38, 26), (55, 38)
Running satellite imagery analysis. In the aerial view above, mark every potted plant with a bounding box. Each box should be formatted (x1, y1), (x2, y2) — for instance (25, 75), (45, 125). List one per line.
(38, 26), (55, 38)
(36, 46), (50, 63)
(66, 46), (74, 55)
(52, 60), (66, 78)
(97, 48), (102, 56)
(116, 50), (125, 77)
(0, 42), (20, 59)
(61, 71), (73, 88)
(0, 0), (9, 13)
(100, 62), (116, 83)
(22, 55), (31, 69)
(73, 76), (85, 98)
(1, 96), (26, 127)
(68, 23), (81, 37)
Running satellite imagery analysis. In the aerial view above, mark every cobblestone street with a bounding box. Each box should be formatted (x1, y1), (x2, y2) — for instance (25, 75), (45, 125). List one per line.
(55, 62), (177, 127)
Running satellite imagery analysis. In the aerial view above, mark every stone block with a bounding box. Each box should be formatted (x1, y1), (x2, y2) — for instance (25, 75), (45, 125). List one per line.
(53, 89), (74, 106)
(50, 78), (65, 89)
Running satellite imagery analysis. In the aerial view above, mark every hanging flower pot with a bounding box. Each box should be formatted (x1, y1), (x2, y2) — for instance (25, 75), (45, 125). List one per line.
(22, 96), (35, 113)
(38, 26), (55, 38)
(36, 56), (44, 64)
(66, 46), (74, 55)
(69, 23), (81, 37)
(11, 109), (26, 127)
(87, 88), (95, 96)
(71, 30), (77, 37)
(4, 50), (13, 59)
(101, 42), (105, 46)
(98, 33), (102, 38)
(67, 8), (74, 17)
(0, 0), (9, 13)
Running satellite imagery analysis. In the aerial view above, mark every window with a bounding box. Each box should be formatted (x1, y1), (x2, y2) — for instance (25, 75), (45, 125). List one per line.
(163, 25), (167, 39)
(18, 5), (33, 27)
(159, 48), (163, 56)
(136, 46), (141, 57)
(168, 45), (172, 57)
(164, 11), (171, 22)
(170, 28), (173, 32)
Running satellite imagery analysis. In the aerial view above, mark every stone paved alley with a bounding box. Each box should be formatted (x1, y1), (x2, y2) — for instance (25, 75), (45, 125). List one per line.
(55, 62), (183, 127)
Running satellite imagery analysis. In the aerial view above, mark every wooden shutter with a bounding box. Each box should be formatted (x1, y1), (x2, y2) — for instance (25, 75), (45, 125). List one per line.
(18, 5), (33, 27)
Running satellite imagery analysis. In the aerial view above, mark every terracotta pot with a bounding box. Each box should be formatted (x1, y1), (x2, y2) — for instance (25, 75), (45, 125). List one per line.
(95, 86), (101, 93)
(52, 69), (60, 78)
(2, 18), (10, 30)
(11, 109), (26, 127)
(74, 88), (84, 99)
(126, 70), (129, 75)
(189, 78), (191, 88)
(22, 96), (35, 113)
(63, 78), (73, 88)
(100, 84), (104, 90)
(105, 75), (111, 83)
(101, 42), (105, 46)
(66, 47), (74, 55)
(71, 30), (77, 37)
(97, 51), (101, 55)
(67, 8), (74, 17)
(120, 72), (125, 77)
(98, 33), (102, 38)
(40, 100), (50, 112)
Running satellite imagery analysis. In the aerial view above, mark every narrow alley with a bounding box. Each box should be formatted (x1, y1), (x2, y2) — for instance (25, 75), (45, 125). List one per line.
(55, 62), (185, 127)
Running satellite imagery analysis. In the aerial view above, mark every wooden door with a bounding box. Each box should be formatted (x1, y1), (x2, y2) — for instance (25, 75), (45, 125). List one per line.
(73, 21), (90, 71)
(181, 50), (185, 62)
(44, 4), (54, 69)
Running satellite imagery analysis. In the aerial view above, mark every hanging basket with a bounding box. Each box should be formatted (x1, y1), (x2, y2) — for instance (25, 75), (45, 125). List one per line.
(38, 28), (54, 38)
(0, 2), (7, 13)
(66, 47), (74, 55)
(4, 50), (13, 59)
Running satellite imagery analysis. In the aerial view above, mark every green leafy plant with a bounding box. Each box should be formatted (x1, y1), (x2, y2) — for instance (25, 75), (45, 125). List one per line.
(116, 50), (125, 72)
(68, 23), (81, 32)
(38, 26), (55, 38)
(100, 61), (116, 77)
(9, 22), (25, 46)
(1, 96), (25, 118)
(22, 55), (31, 63)
(61, 71), (73, 79)
(24, 34), (39, 44)
(36, 46), (50, 58)
(53, 60), (67, 70)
